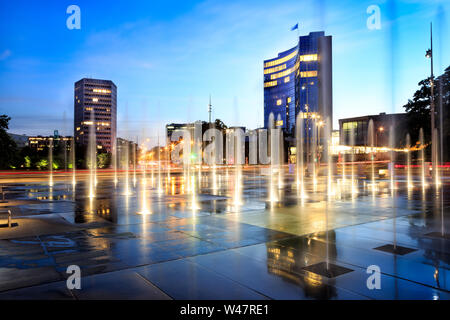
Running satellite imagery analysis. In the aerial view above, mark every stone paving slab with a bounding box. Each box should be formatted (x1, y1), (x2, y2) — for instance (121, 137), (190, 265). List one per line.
(0, 174), (449, 299)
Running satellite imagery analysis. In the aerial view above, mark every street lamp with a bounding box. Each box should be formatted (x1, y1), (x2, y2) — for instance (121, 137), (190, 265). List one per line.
(377, 126), (384, 147)
(426, 23), (436, 175)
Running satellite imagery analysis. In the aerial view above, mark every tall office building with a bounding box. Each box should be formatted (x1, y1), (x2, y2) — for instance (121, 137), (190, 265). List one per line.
(74, 78), (117, 152)
(263, 46), (297, 131)
(263, 31), (332, 133)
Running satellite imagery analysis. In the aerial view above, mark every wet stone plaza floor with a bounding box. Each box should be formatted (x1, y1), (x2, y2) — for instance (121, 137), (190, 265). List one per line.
(0, 168), (449, 300)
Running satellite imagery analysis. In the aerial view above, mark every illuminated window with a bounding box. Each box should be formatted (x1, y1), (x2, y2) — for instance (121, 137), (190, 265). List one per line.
(264, 80), (277, 88)
(76, 127), (80, 131)
(299, 54), (318, 62)
(271, 64), (297, 80)
(276, 99), (282, 106)
(93, 88), (111, 94)
(275, 120), (283, 126)
(343, 122), (358, 130)
(287, 97), (292, 103)
(264, 64), (286, 74)
(92, 98), (98, 102)
(264, 50), (298, 68)
(298, 112), (320, 119)
(299, 71), (318, 78)
(284, 76), (290, 83)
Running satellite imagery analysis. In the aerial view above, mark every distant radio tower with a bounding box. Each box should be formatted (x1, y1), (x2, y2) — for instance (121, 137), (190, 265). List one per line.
(208, 95), (212, 123)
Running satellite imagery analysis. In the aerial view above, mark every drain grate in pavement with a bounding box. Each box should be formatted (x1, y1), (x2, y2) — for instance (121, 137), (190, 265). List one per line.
(374, 244), (417, 255)
(302, 262), (353, 278)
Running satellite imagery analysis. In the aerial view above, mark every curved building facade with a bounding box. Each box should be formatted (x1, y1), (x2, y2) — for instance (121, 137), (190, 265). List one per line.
(263, 31), (332, 135)
(264, 46), (298, 131)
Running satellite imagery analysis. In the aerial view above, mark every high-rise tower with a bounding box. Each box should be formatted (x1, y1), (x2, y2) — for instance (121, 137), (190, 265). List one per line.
(263, 31), (332, 133)
(74, 78), (117, 152)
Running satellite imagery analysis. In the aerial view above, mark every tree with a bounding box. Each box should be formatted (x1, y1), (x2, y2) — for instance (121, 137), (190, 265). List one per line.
(0, 115), (19, 169)
(436, 66), (450, 161)
(214, 119), (228, 131)
(402, 78), (432, 147)
(20, 146), (38, 169)
(97, 152), (111, 169)
(24, 156), (31, 168)
(402, 66), (450, 160)
(35, 159), (48, 170)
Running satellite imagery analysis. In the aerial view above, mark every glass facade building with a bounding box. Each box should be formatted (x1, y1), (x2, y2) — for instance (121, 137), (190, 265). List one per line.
(263, 46), (297, 131)
(263, 31), (332, 135)
(339, 113), (408, 148)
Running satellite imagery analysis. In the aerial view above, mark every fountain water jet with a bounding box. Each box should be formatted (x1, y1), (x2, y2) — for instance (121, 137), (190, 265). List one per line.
(350, 123), (357, 195)
(311, 120), (317, 191)
(419, 128), (427, 189)
(295, 113), (306, 200)
(189, 173), (200, 211)
(198, 160), (201, 191)
(138, 160), (151, 215)
(325, 140), (330, 271)
(167, 145), (171, 185)
(268, 113), (278, 204)
(49, 138), (54, 187)
(389, 125), (396, 192)
(232, 129), (244, 209)
(325, 117), (334, 198)
(368, 119), (376, 195)
(406, 134), (413, 189)
(342, 152), (346, 186)
(123, 140), (132, 196)
(277, 115), (284, 190)
(151, 145), (155, 187)
(433, 128), (441, 187)
(113, 141), (118, 187)
(70, 138), (76, 187)
(157, 135), (163, 195)
(87, 110), (97, 198)
(389, 125), (397, 249)
(133, 142), (137, 187)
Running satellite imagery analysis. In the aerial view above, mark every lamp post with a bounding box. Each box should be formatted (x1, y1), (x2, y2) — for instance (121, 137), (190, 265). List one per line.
(376, 126), (384, 158)
(376, 126), (384, 147)
(426, 22), (436, 177)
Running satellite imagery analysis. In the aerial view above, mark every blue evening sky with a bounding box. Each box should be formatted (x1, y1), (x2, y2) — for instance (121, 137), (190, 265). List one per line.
(0, 0), (449, 142)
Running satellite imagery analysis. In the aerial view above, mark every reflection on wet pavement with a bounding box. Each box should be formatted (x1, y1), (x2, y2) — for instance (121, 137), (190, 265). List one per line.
(0, 170), (449, 299)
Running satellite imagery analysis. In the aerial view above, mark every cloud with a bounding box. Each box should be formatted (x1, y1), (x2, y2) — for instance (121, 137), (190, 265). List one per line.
(3, 0), (449, 137)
